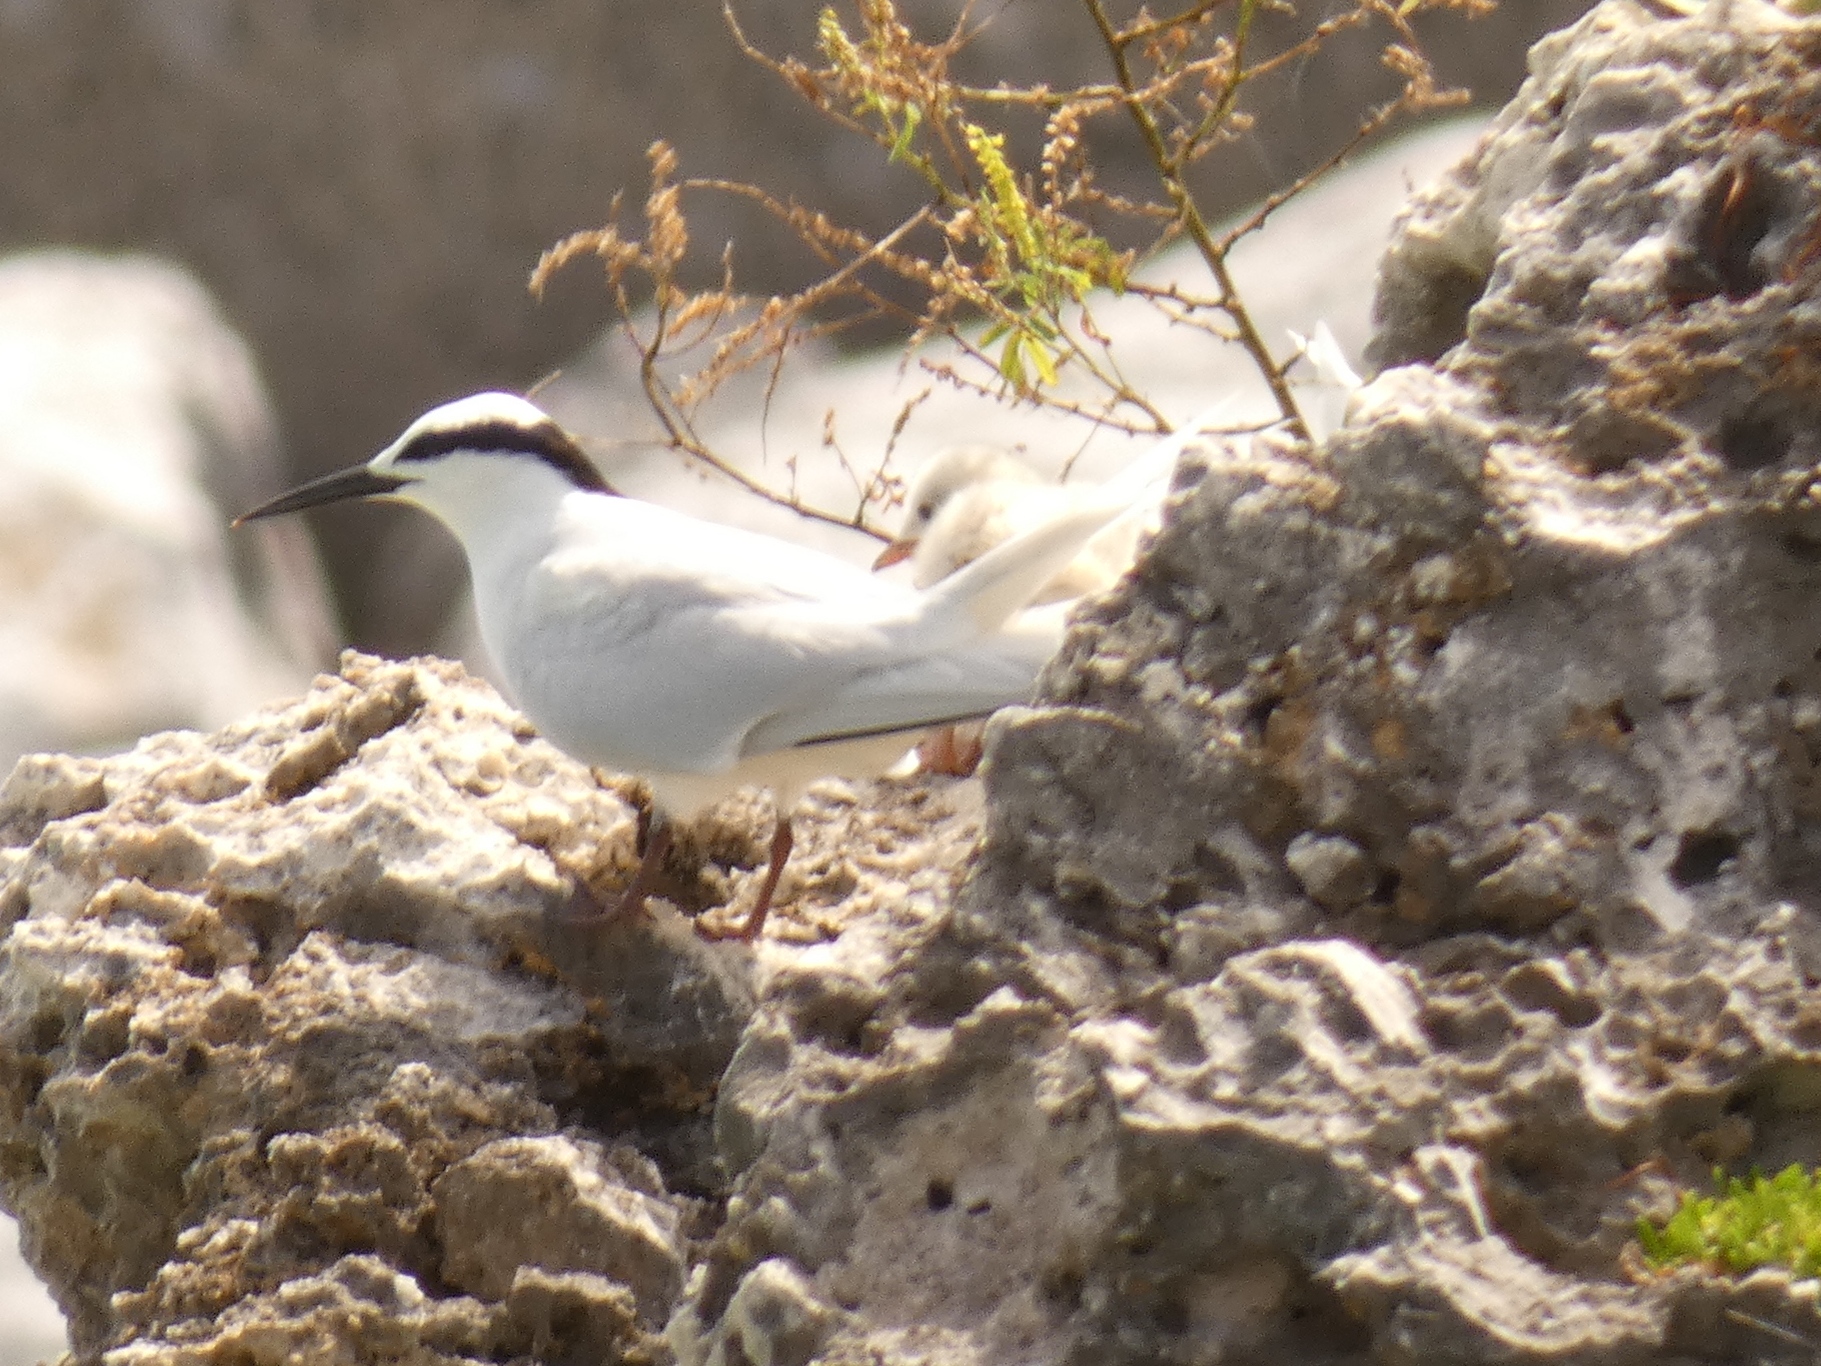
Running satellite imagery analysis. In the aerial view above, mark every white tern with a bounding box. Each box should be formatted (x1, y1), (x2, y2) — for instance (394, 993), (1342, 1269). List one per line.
(237, 393), (1203, 939)
(873, 407), (1228, 775)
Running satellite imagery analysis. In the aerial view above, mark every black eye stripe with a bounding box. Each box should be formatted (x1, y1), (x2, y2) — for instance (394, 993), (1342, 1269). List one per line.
(392, 418), (614, 494)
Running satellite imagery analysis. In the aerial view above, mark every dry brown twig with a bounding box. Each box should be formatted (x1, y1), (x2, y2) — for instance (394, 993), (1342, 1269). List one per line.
(529, 0), (1485, 535)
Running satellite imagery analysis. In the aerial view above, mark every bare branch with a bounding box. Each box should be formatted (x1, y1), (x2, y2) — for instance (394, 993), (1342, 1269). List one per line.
(1082, 0), (1308, 437)
(532, 0), (1494, 527)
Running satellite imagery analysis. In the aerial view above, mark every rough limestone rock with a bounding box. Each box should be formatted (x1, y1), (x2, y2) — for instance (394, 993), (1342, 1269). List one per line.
(0, 655), (767, 1361)
(684, 3), (1821, 1363)
(16, 4), (1821, 1365)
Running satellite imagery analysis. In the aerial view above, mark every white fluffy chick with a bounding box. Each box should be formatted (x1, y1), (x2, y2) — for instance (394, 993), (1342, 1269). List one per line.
(874, 437), (1183, 777)
(874, 445), (1145, 604)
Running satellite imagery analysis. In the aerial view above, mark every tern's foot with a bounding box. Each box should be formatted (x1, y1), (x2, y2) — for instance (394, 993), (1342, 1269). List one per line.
(691, 908), (765, 942)
(538, 878), (649, 926)
(916, 722), (986, 777)
(540, 816), (677, 926)
(609, 885), (655, 921)
(692, 816), (791, 943)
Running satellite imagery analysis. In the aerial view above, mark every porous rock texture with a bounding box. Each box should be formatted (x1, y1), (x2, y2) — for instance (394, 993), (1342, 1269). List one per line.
(694, 3), (1821, 1363)
(0, 654), (776, 1363)
(15, 3), (1821, 1365)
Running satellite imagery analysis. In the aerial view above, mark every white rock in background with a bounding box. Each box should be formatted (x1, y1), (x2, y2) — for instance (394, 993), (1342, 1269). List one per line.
(0, 250), (337, 768)
(0, 1220), (65, 1366)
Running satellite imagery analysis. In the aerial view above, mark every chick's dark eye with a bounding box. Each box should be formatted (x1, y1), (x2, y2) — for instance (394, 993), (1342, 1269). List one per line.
(916, 502), (935, 520)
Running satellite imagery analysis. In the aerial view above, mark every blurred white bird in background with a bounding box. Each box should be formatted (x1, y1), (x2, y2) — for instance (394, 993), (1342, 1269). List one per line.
(877, 402), (1233, 591)
(0, 250), (336, 771)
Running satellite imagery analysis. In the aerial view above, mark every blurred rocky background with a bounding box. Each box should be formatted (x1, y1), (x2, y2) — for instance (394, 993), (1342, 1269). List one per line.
(0, 2), (1600, 1360)
(0, 0), (1598, 654)
(0, 253), (337, 768)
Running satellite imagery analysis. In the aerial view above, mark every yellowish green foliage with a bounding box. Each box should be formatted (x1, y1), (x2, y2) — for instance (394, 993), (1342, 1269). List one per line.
(814, 7), (1129, 394)
(1638, 1166), (1821, 1278)
(818, 8), (932, 178)
(533, 0), (1488, 532)
(959, 122), (1126, 389)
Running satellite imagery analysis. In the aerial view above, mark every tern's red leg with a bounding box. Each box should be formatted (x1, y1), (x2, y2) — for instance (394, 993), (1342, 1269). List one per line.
(697, 817), (792, 942)
(612, 811), (674, 920)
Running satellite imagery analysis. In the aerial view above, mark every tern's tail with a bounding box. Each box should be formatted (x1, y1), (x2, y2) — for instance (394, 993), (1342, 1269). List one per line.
(920, 405), (1225, 635)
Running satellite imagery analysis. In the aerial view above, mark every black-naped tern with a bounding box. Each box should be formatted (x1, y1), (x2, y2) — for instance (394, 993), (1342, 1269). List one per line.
(238, 393), (1202, 939)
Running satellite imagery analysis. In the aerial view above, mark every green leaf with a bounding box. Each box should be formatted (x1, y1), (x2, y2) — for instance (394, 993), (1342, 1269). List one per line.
(1027, 335), (1059, 387)
(888, 102), (923, 164)
(998, 330), (1026, 388)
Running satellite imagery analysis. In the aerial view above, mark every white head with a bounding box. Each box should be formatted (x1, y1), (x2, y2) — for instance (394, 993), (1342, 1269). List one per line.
(873, 444), (1038, 570)
(235, 391), (612, 541)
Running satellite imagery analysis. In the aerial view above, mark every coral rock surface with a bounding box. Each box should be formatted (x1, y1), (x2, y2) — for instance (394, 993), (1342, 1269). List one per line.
(13, 4), (1821, 1365)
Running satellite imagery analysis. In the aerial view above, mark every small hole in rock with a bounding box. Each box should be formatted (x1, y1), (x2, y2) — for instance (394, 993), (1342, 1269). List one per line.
(29, 1011), (66, 1053)
(1701, 156), (1781, 299)
(1242, 692), (1280, 735)
(926, 1178), (954, 1212)
(1654, 1036), (1692, 1064)
(1669, 827), (1739, 887)
(1716, 412), (1789, 471)
(1161, 878), (1200, 913)
(1041, 1266), (1084, 1308)
(1781, 531), (1821, 566)
(1156, 1299), (1191, 1334)
(1192, 843), (1245, 897)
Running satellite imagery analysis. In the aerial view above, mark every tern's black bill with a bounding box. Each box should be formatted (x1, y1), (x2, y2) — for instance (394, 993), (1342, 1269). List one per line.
(233, 466), (413, 526)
